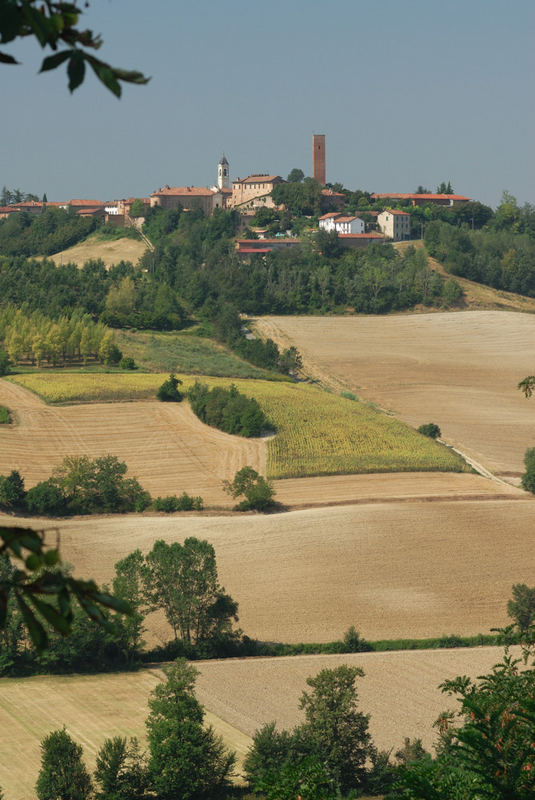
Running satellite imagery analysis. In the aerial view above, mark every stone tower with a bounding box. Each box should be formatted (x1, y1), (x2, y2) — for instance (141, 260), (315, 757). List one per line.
(312, 134), (326, 185)
(218, 154), (230, 190)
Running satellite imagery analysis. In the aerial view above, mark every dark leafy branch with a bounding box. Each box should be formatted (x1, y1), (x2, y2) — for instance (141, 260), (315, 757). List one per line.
(0, 525), (131, 649)
(0, 0), (149, 96)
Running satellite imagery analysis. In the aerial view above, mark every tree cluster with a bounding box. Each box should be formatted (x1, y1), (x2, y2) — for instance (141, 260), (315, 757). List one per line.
(34, 660), (234, 800)
(0, 306), (121, 367)
(0, 187), (38, 205)
(0, 207), (96, 256)
(188, 381), (268, 437)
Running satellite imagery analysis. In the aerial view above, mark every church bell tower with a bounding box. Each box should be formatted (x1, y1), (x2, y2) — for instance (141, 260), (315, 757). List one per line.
(217, 154), (230, 190)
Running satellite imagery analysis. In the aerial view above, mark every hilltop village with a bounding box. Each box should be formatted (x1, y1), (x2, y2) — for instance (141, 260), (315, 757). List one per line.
(0, 134), (476, 256)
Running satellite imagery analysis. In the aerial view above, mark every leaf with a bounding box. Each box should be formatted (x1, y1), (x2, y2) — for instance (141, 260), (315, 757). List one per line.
(40, 50), (72, 73)
(67, 51), (85, 92)
(16, 592), (47, 650)
(25, 553), (42, 571)
(86, 56), (121, 97)
(26, 593), (71, 635)
(0, 51), (18, 64)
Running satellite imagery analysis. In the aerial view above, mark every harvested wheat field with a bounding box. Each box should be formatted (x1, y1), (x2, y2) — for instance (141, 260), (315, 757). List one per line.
(4, 495), (533, 644)
(0, 380), (264, 506)
(256, 311), (535, 477)
(44, 233), (147, 268)
(0, 646), (519, 800)
(4, 372), (467, 483)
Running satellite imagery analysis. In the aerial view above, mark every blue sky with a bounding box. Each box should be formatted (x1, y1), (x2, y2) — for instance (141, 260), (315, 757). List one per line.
(2, 0), (534, 207)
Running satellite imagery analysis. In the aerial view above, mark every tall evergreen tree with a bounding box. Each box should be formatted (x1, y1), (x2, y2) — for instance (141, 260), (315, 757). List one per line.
(36, 728), (92, 800)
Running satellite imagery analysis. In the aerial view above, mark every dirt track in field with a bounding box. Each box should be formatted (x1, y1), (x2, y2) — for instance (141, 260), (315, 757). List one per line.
(4, 493), (533, 645)
(255, 311), (535, 477)
(0, 647), (519, 799)
(0, 380), (265, 506)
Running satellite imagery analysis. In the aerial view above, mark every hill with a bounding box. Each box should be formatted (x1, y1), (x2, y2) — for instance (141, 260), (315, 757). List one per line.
(0, 647), (520, 800)
(255, 310), (535, 478)
(44, 231), (147, 268)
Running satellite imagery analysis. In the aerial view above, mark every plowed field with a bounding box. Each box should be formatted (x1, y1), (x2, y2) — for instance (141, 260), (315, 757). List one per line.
(0, 380), (264, 506)
(255, 311), (535, 477)
(0, 647), (518, 800)
(3, 493), (532, 645)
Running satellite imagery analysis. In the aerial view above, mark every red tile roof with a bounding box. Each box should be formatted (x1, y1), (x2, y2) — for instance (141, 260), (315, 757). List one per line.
(151, 186), (216, 197)
(321, 189), (345, 197)
(67, 199), (107, 206)
(339, 233), (384, 239)
(334, 215), (360, 223)
(384, 209), (410, 216)
(372, 193), (470, 201)
(319, 212), (340, 220)
(234, 175), (282, 185)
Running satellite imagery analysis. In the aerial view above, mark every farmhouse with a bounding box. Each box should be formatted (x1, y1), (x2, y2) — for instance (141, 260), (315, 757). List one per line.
(377, 209), (411, 241)
(319, 212), (365, 235)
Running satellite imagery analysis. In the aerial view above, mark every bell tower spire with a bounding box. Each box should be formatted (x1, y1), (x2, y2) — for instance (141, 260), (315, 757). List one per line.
(218, 154), (230, 190)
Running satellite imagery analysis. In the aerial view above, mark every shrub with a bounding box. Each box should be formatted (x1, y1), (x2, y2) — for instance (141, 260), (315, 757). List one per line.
(157, 373), (183, 402)
(0, 470), (25, 510)
(0, 406), (10, 424)
(223, 466), (276, 511)
(442, 277), (463, 306)
(418, 422), (441, 439)
(152, 493), (203, 512)
(119, 356), (137, 370)
(507, 583), (535, 633)
(188, 380), (268, 437)
(521, 447), (535, 493)
(26, 480), (68, 516)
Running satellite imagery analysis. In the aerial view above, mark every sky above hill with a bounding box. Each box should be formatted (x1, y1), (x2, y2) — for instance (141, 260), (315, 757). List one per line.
(3, 0), (534, 208)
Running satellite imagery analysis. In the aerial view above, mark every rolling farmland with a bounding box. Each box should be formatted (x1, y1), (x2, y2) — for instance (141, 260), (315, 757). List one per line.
(255, 310), (535, 477)
(43, 232), (147, 269)
(5, 371), (467, 482)
(0, 647), (520, 800)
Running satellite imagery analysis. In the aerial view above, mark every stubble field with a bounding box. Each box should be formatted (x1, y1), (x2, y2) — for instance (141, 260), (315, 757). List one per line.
(255, 310), (535, 477)
(0, 646), (519, 800)
(44, 233), (147, 268)
(3, 492), (531, 646)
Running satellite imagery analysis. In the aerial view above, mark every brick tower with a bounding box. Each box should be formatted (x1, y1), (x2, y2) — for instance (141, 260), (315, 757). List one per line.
(312, 134), (326, 185)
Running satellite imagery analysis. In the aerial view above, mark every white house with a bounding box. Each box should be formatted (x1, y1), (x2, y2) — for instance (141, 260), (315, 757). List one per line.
(318, 212), (365, 235)
(377, 209), (411, 241)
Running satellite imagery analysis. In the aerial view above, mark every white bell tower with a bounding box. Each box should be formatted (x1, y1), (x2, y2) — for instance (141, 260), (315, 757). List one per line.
(218, 154), (230, 190)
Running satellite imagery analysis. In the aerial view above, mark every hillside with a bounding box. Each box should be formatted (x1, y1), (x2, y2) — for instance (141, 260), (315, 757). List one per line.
(255, 310), (535, 478)
(0, 647), (520, 800)
(44, 231), (147, 268)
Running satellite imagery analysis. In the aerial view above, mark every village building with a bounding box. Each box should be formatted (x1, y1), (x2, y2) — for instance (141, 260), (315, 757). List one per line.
(372, 192), (470, 207)
(319, 212), (365, 235)
(338, 232), (386, 249)
(230, 175), (284, 210)
(236, 238), (302, 257)
(320, 188), (345, 211)
(377, 209), (411, 241)
(150, 185), (224, 215)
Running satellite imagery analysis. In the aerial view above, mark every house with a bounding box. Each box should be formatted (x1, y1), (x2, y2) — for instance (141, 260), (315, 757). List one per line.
(150, 185), (224, 216)
(320, 188), (345, 211)
(319, 213), (364, 235)
(372, 192), (470, 207)
(377, 209), (411, 241)
(230, 175), (284, 210)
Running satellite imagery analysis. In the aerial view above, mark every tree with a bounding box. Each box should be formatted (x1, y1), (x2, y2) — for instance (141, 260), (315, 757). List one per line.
(112, 550), (147, 662)
(129, 199), (146, 218)
(0, 469), (25, 509)
(94, 736), (149, 800)
(143, 538), (238, 645)
(521, 447), (535, 493)
(0, 0), (148, 96)
(157, 373), (183, 402)
(287, 168), (305, 183)
(507, 583), (535, 634)
(36, 728), (92, 800)
(278, 345), (303, 375)
(223, 465), (276, 511)
(298, 665), (374, 793)
(0, 348), (9, 376)
(396, 650), (535, 799)
(146, 659), (235, 800)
